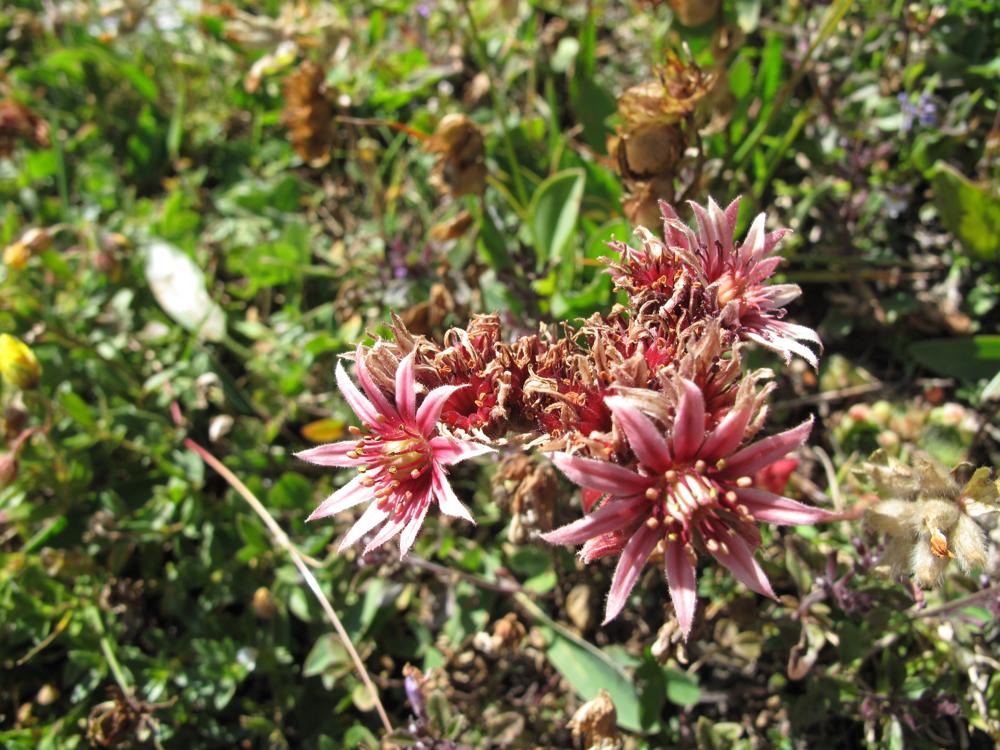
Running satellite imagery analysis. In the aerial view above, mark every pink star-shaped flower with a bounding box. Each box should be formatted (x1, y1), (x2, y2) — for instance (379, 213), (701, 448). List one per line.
(297, 347), (493, 557)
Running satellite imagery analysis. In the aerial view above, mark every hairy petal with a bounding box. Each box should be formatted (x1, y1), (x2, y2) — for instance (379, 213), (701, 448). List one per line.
(432, 463), (474, 523)
(394, 352), (417, 421)
(336, 360), (380, 427)
(541, 499), (648, 547)
(710, 534), (776, 600)
(664, 541), (698, 640)
(417, 384), (467, 435)
(399, 498), (430, 558)
(700, 404), (753, 462)
(364, 516), (406, 555)
(295, 441), (365, 467)
(308, 475), (372, 521)
(429, 436), (495, 465)
(550, 452), (651, 496)
(603, 524), (661, 624)
(355, 344), (396, 418)
(673, 379), (707, 462)
(737, 487), (837, 525)
(605, 396), (671, 472)
(723, 417), (813, 479)
(338, 501), (389, 550)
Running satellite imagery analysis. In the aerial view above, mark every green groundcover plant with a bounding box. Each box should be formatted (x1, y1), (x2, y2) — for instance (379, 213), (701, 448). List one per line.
(1, 1), (999, 748)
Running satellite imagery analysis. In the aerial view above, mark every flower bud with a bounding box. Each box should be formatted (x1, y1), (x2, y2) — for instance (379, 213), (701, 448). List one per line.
(0, 334), (41, 390)
(252, 586), (276, 620)
(0, 451), (18, 486)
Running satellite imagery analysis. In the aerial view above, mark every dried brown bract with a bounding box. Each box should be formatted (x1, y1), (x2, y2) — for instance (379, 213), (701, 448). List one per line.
(567, 688), (621, 750)
(492, 454), (558, 542)
(612, 52), (713, 226)
(427, 114), (487, 198)
(0, 99), (50, 157)
(667, 0), (721, 27)
(282, 60), (334, 167)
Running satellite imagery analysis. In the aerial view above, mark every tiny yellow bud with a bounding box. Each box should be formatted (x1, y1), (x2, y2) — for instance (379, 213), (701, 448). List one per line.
(3, 242), (30, 270)
(0, 334), (41, 390)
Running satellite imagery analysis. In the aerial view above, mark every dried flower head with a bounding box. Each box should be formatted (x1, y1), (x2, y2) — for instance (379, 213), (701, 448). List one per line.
(297, 347), (493, 556)
(864, 454), (997, 587)
(0, 99), (50, 157)
(427, 113), (487, 198)
(282, 60), (335, 167)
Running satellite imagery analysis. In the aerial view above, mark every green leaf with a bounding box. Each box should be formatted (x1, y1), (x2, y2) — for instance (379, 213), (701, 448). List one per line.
(542, 626), (643, 732)
(929, 161), (1000, 261)
(472, 201), (514, 272)
(664, 667), (701, 706)
(909, 336), (1000, 380)
(530, 168), (585, 274)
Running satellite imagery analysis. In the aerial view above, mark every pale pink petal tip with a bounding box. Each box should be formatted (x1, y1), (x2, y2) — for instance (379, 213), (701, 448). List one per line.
(602, 524), (661, 624)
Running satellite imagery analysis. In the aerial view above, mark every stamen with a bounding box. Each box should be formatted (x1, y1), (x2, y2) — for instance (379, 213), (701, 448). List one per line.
(348, 425), (363, 435)
(645, 487), (659, 501)
(646, 516), (661, 529)
(715, 458), (727, 470)
(694, 459), (707, 473)
(736, 476), (753, 488)
(664, 470), (677, 483)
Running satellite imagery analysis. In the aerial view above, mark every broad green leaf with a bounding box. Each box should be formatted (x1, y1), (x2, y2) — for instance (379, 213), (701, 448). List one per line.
(530, 168), (585, 273)
(930, 161), (1000, 261)
(542, 625), (643, 731)
(909, 336), (1000, 380)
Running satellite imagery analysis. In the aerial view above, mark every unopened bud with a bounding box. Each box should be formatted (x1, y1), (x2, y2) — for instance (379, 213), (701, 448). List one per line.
(0, 334), (41, 390)
(0, 452), (18, 486)
(252, 586), (276, 620)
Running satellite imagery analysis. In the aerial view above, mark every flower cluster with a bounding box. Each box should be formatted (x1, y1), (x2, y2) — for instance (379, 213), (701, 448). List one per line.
(298, 197), (834, 638)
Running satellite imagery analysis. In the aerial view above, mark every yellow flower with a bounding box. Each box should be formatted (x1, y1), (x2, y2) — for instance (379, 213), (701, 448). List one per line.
(3, 242), (30, 269)
(0, 334), (42, 390)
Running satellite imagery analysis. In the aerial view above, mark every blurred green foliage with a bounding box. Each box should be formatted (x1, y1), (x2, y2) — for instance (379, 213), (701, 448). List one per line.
(1, 0), (998, 748)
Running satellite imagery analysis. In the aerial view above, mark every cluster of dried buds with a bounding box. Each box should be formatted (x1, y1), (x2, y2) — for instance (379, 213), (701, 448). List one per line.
(610, 53), (713, 228)
(298, 196), (845, 638)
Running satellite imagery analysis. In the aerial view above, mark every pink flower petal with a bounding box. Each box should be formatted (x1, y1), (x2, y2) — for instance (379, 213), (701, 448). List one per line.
(603, 524), (661, 624)
(338, 501), (389, 550)
(429, 436), (495, 465)
(605, 396), (671, 473)
(308, 475), (372, 521)
(737, 487), (836, 525)
(542, 499), (648, 546)
(336, 360), (380, 427)
(399, 498), (430, 557)
(699, 404), (752, 462)
(582, 488), (605, 513)
(722, 417), (813, 479)
(672, 379), (706, 463)
(395, 352), (417, 421)
(664, 541), (698, 640)
(550, 452), (650, 496)
(355, 344), (396, 418)
(431, 464), (474, 523)
(581, 531), (628, 563)
(742, 213), (767, 262)
(709, 533), (776, 600)
(295, 441), (364, 467)
(417, 384), (466, 434)
(363, 516), (405, 555)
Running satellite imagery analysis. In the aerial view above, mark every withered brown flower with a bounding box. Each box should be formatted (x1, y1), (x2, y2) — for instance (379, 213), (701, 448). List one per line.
(0, 99), (50, 157)
(281, 60), (334, 167)
(427, 113), (487, 198)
